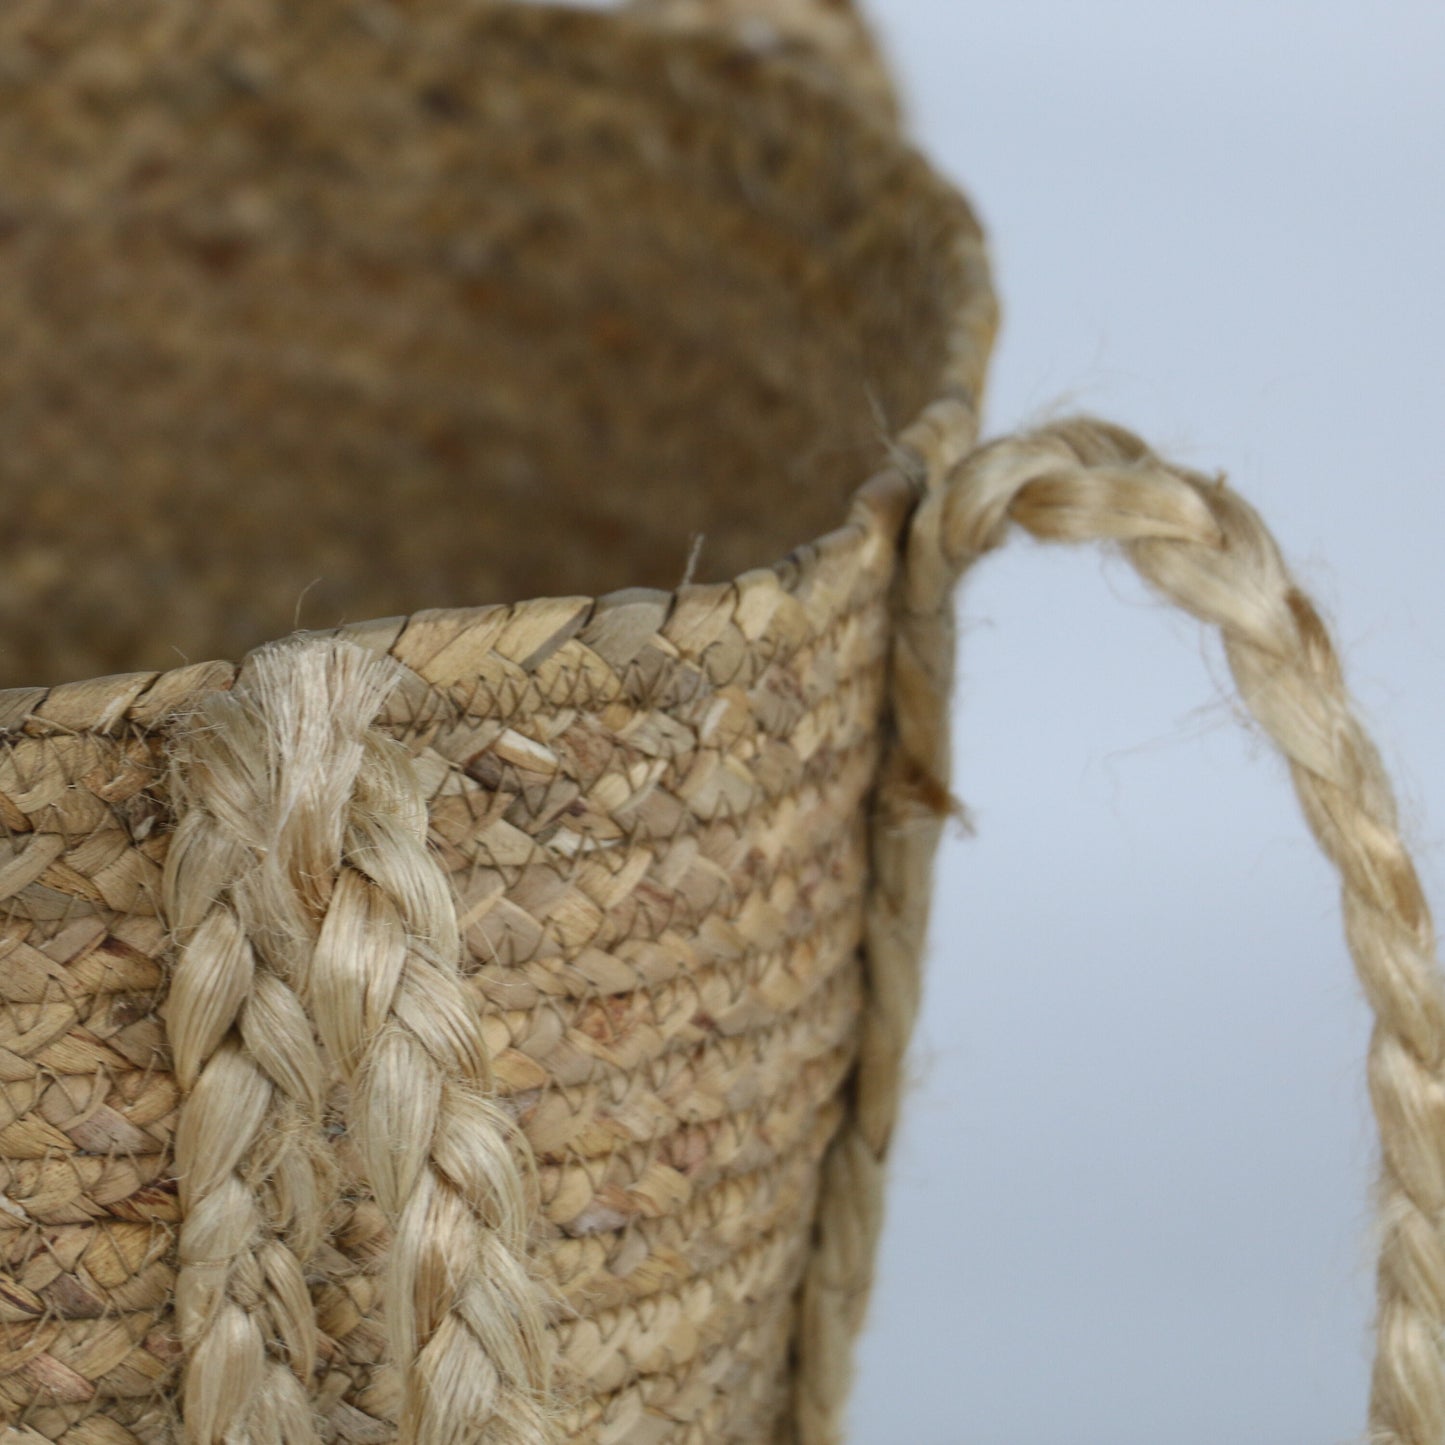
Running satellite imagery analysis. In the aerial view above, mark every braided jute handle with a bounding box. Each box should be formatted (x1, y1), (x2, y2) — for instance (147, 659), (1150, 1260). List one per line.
(912, 415), (1445, 1445)
(161, 637), (559, 1445)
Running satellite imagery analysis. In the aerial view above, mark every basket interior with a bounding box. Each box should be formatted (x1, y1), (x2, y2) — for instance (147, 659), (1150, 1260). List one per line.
(0, 2), (972, 690)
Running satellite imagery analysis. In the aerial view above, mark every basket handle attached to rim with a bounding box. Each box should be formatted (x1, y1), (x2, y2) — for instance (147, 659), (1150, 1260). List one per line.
(878, 415), (1444, 1445)
(623, 0), (901, 124)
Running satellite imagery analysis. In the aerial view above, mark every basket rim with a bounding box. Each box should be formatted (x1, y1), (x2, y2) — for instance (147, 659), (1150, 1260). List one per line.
(0, 4), (999, 735)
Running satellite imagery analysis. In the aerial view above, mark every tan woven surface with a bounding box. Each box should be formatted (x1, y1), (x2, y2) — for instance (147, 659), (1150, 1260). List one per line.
(0, 2), (997, 1440)
(0, 494), (940, 1443)
(2, 4), (1440, 1443)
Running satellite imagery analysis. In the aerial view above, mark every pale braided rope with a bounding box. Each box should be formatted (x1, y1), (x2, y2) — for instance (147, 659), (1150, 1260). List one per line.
(162, 680), (334, 1444)
(897, 414), (1441, 1445)
(784, 396), (983, 1445)
(162, 634), (558, 1445)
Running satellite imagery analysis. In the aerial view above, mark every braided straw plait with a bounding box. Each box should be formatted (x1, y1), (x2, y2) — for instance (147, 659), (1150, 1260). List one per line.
(161, 634), (558, 1445)
(895, 415), (1443, 1445)
(783, 393), (985, 1445)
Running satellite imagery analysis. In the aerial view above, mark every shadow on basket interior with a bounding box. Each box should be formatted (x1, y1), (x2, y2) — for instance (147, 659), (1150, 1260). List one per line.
(0, 3), (969, 691)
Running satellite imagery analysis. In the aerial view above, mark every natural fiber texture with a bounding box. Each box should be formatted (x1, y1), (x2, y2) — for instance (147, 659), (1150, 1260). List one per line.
(784, 394), (984, 1445)
(623, 0), (902, 127)
(0, 1), (1436, 1443)
(0, 3), (1001, 1437)
(0, 0), (966, 693)
(0, 496), (960, 1443)
(161, 635), (558, 1444)
(921, 416), (1445, 1445)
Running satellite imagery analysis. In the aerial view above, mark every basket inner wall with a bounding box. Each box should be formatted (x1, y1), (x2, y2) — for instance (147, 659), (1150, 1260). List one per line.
(0, 4), (966, 690)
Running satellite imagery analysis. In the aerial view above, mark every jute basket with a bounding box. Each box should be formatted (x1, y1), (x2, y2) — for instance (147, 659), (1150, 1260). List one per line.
(1, 3), (1439, 1443)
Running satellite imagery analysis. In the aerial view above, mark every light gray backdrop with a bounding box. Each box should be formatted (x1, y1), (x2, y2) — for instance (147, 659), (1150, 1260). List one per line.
(845, 3), (1445, 1443)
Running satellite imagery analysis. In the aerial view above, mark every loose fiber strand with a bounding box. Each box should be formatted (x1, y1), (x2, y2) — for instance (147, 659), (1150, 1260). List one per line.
(162, 634), (559, 1445)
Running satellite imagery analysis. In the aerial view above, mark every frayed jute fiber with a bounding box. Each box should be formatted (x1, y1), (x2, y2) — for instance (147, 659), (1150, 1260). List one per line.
(0, 2), (1439, 1444)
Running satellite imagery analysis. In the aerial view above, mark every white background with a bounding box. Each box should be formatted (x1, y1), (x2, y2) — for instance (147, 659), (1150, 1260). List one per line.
(844, 3), (1445, 1443)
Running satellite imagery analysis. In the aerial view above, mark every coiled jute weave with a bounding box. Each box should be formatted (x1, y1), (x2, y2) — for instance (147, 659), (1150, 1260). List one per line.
(0, 2), (1440, 1443)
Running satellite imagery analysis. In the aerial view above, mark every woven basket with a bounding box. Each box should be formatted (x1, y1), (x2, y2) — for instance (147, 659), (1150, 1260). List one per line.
(1, 4), (1439, 1444)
